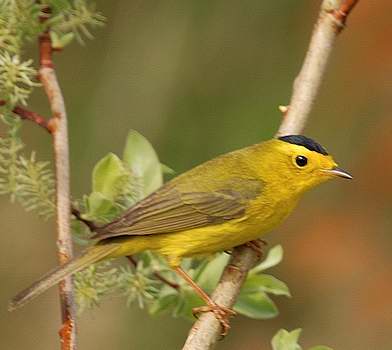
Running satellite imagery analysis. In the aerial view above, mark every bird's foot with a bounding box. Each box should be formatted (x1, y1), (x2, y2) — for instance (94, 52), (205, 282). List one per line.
(245, 239), (267, 258)
(192, 303), (236, 336)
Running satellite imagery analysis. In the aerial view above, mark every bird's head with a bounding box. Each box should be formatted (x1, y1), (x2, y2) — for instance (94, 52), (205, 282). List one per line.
(263, 135), (352, 195)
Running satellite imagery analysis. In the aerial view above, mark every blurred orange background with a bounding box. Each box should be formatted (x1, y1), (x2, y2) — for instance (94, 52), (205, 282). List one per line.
(1, 1), (392, 349)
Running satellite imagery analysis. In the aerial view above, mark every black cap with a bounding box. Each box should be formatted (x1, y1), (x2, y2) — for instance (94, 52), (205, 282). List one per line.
(278, 135), (328, 155)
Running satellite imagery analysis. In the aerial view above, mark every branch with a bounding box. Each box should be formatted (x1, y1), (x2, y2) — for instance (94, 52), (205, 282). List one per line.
(126, 256), (180, 291)
(276, 0), (358, 137)
(71, 206), (98, 232)
(182, 1), (359, 349)
(333, 0), (359, 26)
(38, 24), (77, 350)
(0, 100), (51, 133)
(183, 247), (259, 349)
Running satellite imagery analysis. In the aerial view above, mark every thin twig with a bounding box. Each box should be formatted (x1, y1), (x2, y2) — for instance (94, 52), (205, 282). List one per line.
(334, 0), (359, 26)
(182, 1), (359, 349)
(71, 206), (98, 232)
(153, 271), (180, 290)
(38, 21), (77, 350)
(126, 256), (180, 290)
(0, 100), (51, 132)
(276, 0), (355, 137)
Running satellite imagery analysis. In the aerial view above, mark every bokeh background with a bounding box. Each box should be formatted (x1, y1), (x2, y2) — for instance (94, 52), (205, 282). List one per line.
(1, 1), (392, 349)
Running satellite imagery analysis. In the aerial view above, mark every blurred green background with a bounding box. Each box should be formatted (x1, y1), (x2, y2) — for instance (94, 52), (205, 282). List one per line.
(2, 1), (392, 349)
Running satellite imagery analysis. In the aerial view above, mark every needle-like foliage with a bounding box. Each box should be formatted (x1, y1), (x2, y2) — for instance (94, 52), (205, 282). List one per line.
(0, 0), (42, 54)
(0, 113), (55, 218)
(0, 52), (38, 106)
(0, 115), (24, 201)
(17, 153), (55, 219)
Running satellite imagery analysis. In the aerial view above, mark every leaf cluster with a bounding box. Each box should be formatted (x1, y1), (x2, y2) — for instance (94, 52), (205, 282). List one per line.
(0, 0), (42, 54)
(0, 52), (38, 106)
(271, 329), (333, 350)
(47, 0), (105, 47)
(0, 114), (55, 218)
(0, 0), (104, 107)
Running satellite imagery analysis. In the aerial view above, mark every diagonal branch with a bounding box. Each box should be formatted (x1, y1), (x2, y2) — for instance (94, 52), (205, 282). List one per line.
(182, 1), (359, 349)
(333, 0), (359, 26)
(71, 206), (98, 232)
(276, 0), (358, 137)
(126, 256), (180, 290)
(38, 26), (77, 350)
(0, 100), (51, 133)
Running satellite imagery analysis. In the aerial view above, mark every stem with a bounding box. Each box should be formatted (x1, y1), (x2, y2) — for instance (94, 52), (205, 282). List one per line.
(333, 0), (359, 26)
(276, 0), (358, 137)
(38, 28), (77, 349)
(182, 1), (359, 349)
(0, 100), (51, 132)
(71, 206), (98, 232)
(126, 256), (180, 291)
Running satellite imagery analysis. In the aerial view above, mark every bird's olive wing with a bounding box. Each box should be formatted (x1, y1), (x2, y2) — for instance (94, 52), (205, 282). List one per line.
(93, 178), (262, 240)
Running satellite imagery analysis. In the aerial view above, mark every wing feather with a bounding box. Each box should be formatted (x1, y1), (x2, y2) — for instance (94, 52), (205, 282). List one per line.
(94, 178), (262, 240)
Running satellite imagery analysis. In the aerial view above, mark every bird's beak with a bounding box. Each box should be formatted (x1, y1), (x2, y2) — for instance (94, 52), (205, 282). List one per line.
(322, 166), (353, 180)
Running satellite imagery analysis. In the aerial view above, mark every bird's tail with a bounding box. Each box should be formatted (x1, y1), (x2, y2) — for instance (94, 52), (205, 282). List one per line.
(8, 244), (119, 311)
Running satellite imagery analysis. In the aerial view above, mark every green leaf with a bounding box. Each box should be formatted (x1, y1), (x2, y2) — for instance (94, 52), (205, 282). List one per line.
(271, 329), (302, 350)
(174, 289), (204, 320)
(49, 0), (71, 12)
(251, 245), (283, 273)
(271, 329), (334, 350)
(234, 291), (278, 319)
(71, 218), (91, 246)
(242, 274), (291, 297)
(149, 290), (178, 315)
(195, 254), (229, 292)
(122, 130), (163, 196)
(51, 31), (75, 49)
(92, 153), (129, 200)
(161, 163), (175, 175)
(84, 192), (118, 222)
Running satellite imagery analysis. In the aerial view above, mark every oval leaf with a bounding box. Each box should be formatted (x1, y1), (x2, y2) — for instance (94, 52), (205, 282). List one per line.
(84, 192), (118, 222)
(92, 153), (129, 200)
(196, 254), (230, 292)
(122, 130), (163, 196)
(271, 329), (302, 350)
(234, 291), (278, 319)
(251, 245), (283, 273)
(242, 274), (291, 297)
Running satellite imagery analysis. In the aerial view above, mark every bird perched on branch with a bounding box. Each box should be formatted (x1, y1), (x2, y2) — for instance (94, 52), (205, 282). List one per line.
(9, 135), (352, 334)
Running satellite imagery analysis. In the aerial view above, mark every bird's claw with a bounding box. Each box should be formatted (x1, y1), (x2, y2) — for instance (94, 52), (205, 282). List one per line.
(192, 303), (236, 336)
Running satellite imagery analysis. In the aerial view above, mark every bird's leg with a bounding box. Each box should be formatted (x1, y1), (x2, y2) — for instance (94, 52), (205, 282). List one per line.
(245, 239), (267, 258)
(174, 266), (236, 335)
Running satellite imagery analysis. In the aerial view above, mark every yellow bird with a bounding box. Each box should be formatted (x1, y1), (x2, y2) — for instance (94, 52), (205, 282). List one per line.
(9, 135), (352, 331)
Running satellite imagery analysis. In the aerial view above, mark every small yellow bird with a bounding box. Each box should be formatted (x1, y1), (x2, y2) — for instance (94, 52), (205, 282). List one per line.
(9, 135), (352, 331)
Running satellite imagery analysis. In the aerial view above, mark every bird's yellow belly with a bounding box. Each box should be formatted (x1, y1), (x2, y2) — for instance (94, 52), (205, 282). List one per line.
(154, 201), (294, 265)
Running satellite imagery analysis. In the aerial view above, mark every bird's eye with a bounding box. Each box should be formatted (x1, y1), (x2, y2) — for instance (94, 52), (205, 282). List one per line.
(295, 155), (308, 167)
